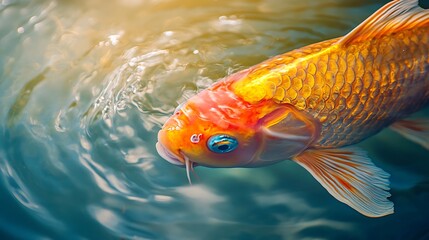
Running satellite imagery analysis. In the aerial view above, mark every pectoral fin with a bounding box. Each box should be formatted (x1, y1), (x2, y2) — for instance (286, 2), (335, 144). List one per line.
(293, 147), (394, 218)
(390, 119), (429, 150)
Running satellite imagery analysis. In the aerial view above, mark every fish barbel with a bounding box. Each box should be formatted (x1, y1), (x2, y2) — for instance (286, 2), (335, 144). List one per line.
(156, 0), (429, 217)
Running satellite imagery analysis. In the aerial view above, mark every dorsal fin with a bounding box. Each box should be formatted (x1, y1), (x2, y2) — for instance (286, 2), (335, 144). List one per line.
(337, 0), (429, 46)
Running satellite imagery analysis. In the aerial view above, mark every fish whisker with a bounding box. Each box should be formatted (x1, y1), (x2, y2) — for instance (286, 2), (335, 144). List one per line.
(190, 162), (201, 182)
(184, 156), (192, 185)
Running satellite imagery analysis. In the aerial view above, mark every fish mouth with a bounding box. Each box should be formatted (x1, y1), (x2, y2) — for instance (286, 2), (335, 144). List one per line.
(156, 142), (185, 166)
(155, 142), (196, 184)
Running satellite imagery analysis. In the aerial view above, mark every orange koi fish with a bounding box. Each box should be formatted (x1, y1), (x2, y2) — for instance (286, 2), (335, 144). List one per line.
(156, 0), (429, 217)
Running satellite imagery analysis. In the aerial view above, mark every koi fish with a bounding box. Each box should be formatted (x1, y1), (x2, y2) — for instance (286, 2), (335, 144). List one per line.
(156, 0), (429, 217)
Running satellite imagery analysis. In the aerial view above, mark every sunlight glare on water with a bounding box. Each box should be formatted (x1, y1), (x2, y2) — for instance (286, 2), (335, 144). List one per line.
(0, 0), (428, 239)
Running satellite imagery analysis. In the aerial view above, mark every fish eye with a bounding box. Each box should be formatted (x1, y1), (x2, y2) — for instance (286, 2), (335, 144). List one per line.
(207, 135), (238, 153)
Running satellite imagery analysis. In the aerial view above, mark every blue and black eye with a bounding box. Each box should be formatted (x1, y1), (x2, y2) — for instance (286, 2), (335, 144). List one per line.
(207, 135), (238, 153)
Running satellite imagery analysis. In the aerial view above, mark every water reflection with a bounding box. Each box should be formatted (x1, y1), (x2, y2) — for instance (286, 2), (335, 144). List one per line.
(0, 0), (428, 239)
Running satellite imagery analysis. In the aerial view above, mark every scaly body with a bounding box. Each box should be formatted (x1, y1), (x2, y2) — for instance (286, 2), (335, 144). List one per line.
(233, 26), (429, 147)
(156, 0), (429, 218)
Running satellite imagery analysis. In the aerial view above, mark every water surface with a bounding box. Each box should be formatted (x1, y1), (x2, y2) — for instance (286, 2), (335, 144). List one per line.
(0, 0), (428, 239)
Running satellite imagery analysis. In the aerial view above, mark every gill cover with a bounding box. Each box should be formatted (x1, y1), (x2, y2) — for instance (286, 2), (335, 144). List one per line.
(253, 105), (319, 165)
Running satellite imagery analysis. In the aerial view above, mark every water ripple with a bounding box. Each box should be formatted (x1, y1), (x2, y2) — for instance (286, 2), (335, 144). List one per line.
(0, 0), (428, 239)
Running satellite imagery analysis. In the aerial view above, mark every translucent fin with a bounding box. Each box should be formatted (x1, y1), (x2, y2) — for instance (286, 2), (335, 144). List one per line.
(338, 0), (429, 46)
(294, 147), (394, 217)
(391, 119), (429, 150)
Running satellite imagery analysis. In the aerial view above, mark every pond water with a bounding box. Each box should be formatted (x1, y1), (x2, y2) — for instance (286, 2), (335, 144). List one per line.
(0, 0), (428, 239)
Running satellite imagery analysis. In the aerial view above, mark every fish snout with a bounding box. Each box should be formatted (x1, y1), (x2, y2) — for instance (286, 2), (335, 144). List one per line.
(156, 122), (187, 166)
(155, 140), (185, 166)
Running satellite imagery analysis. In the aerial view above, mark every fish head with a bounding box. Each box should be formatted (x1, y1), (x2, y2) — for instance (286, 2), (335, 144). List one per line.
(156, 80), (261, 168)
(156, 73), (319, 169)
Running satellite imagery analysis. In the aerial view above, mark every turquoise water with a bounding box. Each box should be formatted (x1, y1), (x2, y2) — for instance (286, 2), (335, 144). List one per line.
(0, 0), (428, 239)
